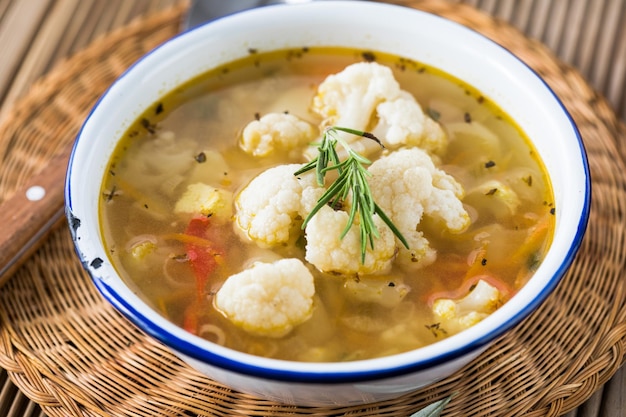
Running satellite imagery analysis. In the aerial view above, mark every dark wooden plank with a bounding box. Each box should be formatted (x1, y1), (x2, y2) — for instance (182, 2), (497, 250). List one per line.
(0, 1), (624, 417)
(599, 366), (626, 416)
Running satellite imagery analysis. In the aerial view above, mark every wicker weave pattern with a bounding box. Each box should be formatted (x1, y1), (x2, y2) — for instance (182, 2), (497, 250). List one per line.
(0, 1), (625, 416)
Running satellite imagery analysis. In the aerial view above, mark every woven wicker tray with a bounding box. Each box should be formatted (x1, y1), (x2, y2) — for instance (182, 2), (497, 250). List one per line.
(1, 1), (625, 416)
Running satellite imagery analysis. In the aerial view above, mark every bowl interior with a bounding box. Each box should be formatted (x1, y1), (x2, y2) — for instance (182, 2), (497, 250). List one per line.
(66, 1), (590, 381)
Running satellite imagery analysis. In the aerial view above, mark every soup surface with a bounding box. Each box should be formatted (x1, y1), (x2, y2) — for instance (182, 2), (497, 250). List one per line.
(100, 47), (554, 362)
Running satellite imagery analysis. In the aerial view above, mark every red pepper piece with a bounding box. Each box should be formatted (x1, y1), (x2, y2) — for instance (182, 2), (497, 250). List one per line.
(184, 215), (223, 299)
(183, 302), (199, 335)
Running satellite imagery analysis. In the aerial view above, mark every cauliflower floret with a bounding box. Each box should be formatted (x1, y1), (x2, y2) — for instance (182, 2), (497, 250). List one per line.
(174, 183), (233, 223)
(432, 279), (503, 332)
(215, 258), (315, 338)
(312, 62), (401, 132)
(304, 205), (396, 275)
(234, 164), (323, 247)
(240, 112), (317, 157)
(374, 91), (448, 155)
(310, 62), (447, 159)
(368, 148), (470, 269)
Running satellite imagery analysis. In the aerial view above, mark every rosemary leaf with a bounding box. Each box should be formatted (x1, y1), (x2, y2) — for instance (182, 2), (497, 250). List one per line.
(374, 202), (409, 249)
(307, 174), (350, 219)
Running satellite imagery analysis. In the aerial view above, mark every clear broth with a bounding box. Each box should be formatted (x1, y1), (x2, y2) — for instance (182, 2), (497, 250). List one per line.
(100, 47), (554, 361)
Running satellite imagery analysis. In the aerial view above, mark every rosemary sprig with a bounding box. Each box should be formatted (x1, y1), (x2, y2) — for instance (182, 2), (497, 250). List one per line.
(294, 126), (409, 263)
(409, 395), (453, 417)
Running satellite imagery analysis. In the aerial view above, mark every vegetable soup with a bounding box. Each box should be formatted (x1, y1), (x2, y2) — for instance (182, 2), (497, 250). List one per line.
(100, 47), (554, 362)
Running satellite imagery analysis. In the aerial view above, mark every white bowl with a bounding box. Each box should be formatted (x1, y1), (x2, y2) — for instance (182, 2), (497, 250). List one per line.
(65, 1), (590, 406)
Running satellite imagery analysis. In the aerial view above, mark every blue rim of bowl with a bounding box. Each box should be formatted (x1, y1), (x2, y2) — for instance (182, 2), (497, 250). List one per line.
(65, 1), (592, 384)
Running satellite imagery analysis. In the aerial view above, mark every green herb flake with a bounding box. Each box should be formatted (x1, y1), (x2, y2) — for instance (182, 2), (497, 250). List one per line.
(195, 152), (207, 163)
(426, 107), (441, 121)
(425, 322), (448, 338)
(527, 251), (542, 271)
(523, 175), (533, 186)
(103, 185), (119, 202)
(140, 118), (157, 134)
(361, 51), (376, 62)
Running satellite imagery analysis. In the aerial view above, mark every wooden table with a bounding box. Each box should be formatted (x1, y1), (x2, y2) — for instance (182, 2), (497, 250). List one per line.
(0, 1), (624, 416)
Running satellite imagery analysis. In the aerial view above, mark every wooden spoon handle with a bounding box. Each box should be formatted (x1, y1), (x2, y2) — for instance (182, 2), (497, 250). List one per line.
(0, 145), (71, 287)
